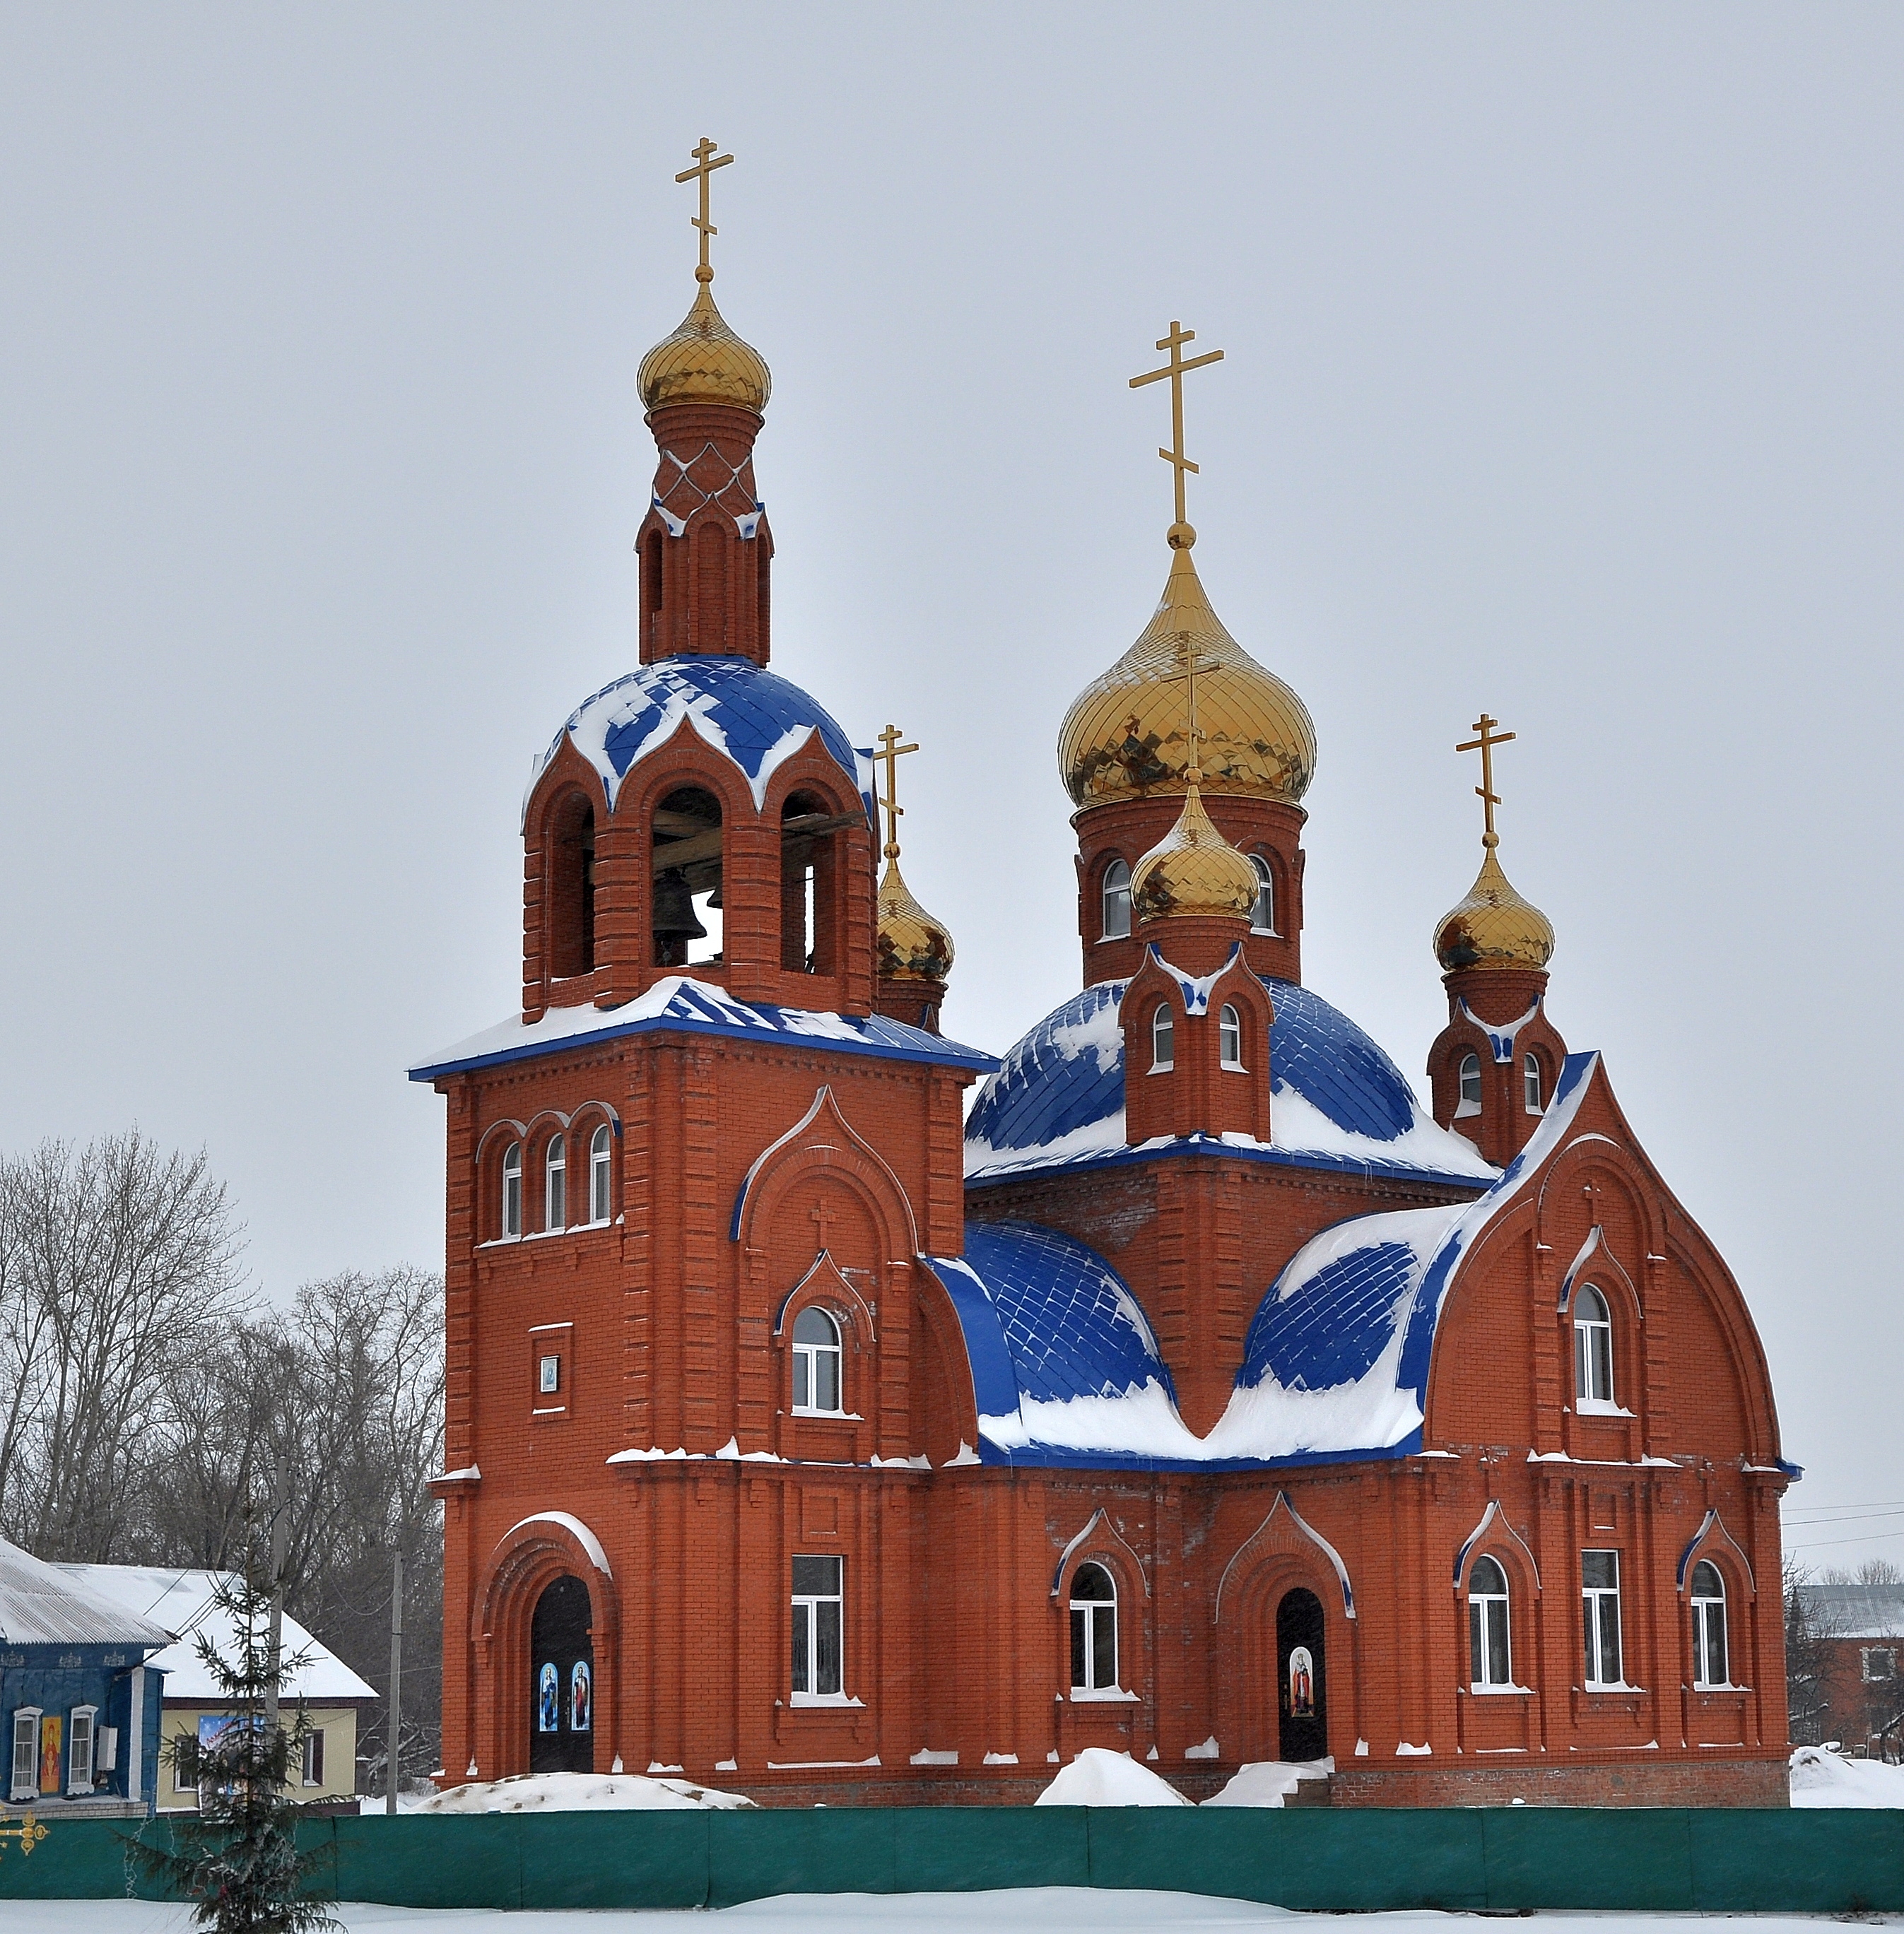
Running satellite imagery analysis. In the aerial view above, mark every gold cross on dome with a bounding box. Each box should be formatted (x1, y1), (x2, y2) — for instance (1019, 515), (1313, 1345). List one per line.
(1456, 712), (1517, 849)
(1129, 320), (1224, 541)
(874, 723), (918, 860)
(675, 136), (735, 280)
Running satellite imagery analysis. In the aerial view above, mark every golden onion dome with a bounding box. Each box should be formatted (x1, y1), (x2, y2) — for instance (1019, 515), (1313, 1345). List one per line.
(1058, 545), (1316, 809)
(1129, 779), (1259, 924)
(637, 277), (772, 415)
(876, 858), (954, 983)
(1433, 847), (1556, 973)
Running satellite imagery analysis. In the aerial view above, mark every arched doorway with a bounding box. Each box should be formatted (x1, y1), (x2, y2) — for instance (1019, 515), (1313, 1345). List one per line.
(529, 1574), (594, 1774)
(1276, 1586), (1327, 1762)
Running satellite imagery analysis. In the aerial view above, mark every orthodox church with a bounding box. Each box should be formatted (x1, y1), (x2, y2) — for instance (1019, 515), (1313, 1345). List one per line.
(413, 146), (1793, 1806)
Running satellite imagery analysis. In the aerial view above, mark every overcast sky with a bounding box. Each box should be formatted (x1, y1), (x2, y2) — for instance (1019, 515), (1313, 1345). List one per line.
(2, 4), (1898, 1571)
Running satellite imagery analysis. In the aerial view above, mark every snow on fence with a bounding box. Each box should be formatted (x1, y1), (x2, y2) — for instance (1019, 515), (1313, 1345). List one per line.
(5, 1806), (1901, 1914)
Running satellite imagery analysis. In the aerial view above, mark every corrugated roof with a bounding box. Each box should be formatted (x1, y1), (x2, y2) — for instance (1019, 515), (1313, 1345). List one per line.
(0, 1540), (172, 1647)
(1797, 1582), (1904, 1639)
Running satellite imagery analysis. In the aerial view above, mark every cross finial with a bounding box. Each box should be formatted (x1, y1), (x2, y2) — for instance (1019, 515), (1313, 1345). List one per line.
(874, 724), (919, 861)
(1129, 319), (1224, 548)
(675, 136), (735, 284)
(1455, 712), (1517, 850)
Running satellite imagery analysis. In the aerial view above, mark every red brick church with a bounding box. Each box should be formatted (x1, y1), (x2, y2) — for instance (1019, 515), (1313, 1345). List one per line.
(414, 146), (1794, 1806)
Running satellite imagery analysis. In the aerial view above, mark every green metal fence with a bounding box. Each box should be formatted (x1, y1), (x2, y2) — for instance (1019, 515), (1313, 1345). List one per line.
(4, 1806), (1899, 1914)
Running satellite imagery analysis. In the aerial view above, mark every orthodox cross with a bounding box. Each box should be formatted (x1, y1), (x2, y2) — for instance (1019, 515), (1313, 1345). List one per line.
(874, 723), (918, 861)
(809, 1199), (839, 1254)
(675, 136), (734, 281)
(0, 1813), (46, 1858)
(1129, 320), (1224, 537)
(1456, 712), (1516, 851)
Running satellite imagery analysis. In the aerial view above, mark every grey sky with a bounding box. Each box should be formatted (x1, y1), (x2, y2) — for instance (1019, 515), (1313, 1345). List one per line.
(1, 4), (1898, 1569)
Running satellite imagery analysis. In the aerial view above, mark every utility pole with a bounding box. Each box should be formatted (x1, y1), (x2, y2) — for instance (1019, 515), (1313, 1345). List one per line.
(386, 1548), (404, 1815)
(263, 1460), (289, 1747)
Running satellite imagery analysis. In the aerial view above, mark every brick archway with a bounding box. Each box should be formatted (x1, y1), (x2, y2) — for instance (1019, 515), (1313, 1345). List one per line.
(470, 1513), (620, 1781)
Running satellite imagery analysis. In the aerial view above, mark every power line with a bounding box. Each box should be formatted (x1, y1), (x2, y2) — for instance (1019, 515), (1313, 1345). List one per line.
(1785, 1528), (1904, 1551)
(1782, 1508), (1904, 1528)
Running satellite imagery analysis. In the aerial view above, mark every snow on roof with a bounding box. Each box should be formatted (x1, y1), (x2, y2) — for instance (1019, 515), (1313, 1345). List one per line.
(59, 1567), (377, 1703)
(0, 1540), (172, 1649)
(964, 977), (1498, 1188)
(527, 654), (874, 822)
(1797, 1583), (1904, 1639)
(409, 974), (999, 1083)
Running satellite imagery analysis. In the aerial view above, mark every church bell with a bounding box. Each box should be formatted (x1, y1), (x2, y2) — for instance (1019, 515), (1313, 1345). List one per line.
(652, 867), (707, 941)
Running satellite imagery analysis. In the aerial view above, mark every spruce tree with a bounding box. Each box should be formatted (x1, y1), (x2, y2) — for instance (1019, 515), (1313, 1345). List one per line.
(131, 1556), (336, 1933)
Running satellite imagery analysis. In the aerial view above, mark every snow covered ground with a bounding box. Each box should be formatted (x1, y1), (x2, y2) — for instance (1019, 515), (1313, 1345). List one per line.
(1788, 1744), (1904, 1807)
(1, 1901), (1900, 1934)
(409, 1771), (754, 1812)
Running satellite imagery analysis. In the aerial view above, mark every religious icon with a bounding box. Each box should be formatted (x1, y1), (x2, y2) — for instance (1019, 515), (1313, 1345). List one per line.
(570, 1661), (592, 1733)
(537, 1662), (559, 1733)
(1288, 1646), (1315, 1720)
(37, 1715), (61, 1796)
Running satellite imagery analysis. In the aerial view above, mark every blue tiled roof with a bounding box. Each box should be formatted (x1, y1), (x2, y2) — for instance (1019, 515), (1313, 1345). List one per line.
(963, 984), (1126, 1158)
(926, 1221), (1177, 1413)
(1238, 1240), (1423, 1393)
(534, 655), (874, 818)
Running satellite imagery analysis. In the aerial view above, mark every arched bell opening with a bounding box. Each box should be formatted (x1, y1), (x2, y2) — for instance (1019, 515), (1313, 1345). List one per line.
(652, 785), (724, 968)
(529, 1574), (594, 1774)
(546, 791), (597, 979)
(780, 789), (845, 975)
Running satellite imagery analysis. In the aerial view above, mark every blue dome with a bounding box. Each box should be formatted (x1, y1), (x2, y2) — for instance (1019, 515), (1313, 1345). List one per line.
(530, 655), (871, 818)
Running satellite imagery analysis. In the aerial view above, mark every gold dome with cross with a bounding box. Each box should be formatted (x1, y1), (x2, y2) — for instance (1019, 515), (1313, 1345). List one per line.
(871, 725), (955, 983)
(1433, 713), (1555, 972)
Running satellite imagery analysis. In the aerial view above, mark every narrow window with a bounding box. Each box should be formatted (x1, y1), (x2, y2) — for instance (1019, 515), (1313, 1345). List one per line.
(1457, 1051), (1483, 1115)
(301, 1727), (325, 1788)
(548, 793), (597, 978)
(589, 1124), (612, 1224)
(1249, 854), (1275, 934)
(1468, 1555), (1512, 1688)
(780, 791), (838, 974)
(539, 1353), (560, 1397)
(501, 1143), (522, 1239)
(1069, 1562), (1118, 1693)
(1219, 1003), (1244, 1070)
(1581, 1550), (1623, 1687)
(1152, 1005), (1174, 1072)
(1524, 1051), (1543, 1113)
(10, 1711), (37, 1802)
(791, 1555), (843, 1699)
(654, 786), (723, 968)
(1864, 1648), (1896, 1682)
(1691, 1559), (1728, 1688)
(792, 1307), (843, 1415)
(66, 1708), (95, 1794)
(544, 1133), (566, 1233)
(1101, 859), (1132, 941)
(1574, 1285), (1614, 1407)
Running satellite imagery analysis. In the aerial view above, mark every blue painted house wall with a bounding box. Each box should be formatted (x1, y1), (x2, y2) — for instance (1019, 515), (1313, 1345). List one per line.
(2, 1646), (166, 1813)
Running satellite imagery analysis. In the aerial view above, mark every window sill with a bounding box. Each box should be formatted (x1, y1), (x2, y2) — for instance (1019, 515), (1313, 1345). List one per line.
(1068, 1687), (1139, 1704)
(1220, 1061), (1247, 1074)
(1465, 1684), (1536, 1697)
(1693, 1683), (1751, 1695)
(789, 1410), (862, 1421)
(1580, 1683), (1647, 1696)
(1575, 1401), (1633, 1418)
(1453, 1102), (1481, 1119)
(1148, 1065), (1173, 1076)
(789, 1693), (864, 1709)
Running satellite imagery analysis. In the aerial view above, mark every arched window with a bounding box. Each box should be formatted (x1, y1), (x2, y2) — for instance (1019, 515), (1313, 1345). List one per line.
(501, 1143), (522, 1239)
(1249, 854), (1275, 934)
(781, 790), (841, 974)
(1069, 1562), (1117, 1693)
(792, 1307), (842, 1415)
(1574, 1284), (1614, 1407)
(1151, 1005), (1174, 1071)
(1219, 1003), (1244, 1070)
(547, 794), (597, 979)
(589, 1124), (611, 1225)
(1524, 1052), (1543, 1113)
(1468, 1555), (1512, 1688)
(653, 786), (723, 969)
(1101, 859), (1132, 941)
(1691, 1559), (1729, 1687)
(544, 1133), (566, 1234)
(1457, 1052), (1483, 1116)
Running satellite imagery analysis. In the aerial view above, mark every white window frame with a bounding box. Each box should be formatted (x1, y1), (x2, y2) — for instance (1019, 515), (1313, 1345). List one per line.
(1524, 1051), (1543, 1113)
(589, 1123), (612, 1225)
(301, 1725), (325, 1788)
(1101, 859), (1132, 941)
(1249, 854), (1276, 935)
(538, 1352), (561, 1396)
(10, 1709), (40, 1803)
(544, 1133), (566, 1232)
(1468, 1555), (1513, 1689)
(66, 1706), (96, 1794)
(1691, 1559), (1729, 1688)
(1070, 1562), (1120, 1695)
(1574, 1285), (1616, 1409)
(791, 1307), (844, 1415)
(501, 1142), (522, 1239)
(1151, 1005), (1174, 1072)
(1863, 1646), (1896, 1683)
(1582, 1549), (1624, 1687)
(791, 1555), (845, 1703)
(1218, 1003), (1244, 1071)
(1456, 1052), (1483, 1116)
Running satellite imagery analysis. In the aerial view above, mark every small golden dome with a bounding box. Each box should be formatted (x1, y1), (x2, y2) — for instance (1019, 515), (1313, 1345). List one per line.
(1433, 848), (1556, 972)
(1058, 546), (1316, 809)
(876, 859), (954, 982)
(1129, 781), (1259, 923)
(637, 281), (772, 415)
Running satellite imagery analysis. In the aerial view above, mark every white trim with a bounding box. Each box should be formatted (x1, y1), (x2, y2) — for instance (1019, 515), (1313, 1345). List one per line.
(128, 1669), (144, 1805)
(503, 1511), (612, 1579)
(1214, 1490), (1357, 1624)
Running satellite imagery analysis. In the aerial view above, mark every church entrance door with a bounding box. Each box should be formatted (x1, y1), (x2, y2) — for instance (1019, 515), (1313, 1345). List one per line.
(529, 1574), (594, 1774)
(1276, 1586), (1327, 1762)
